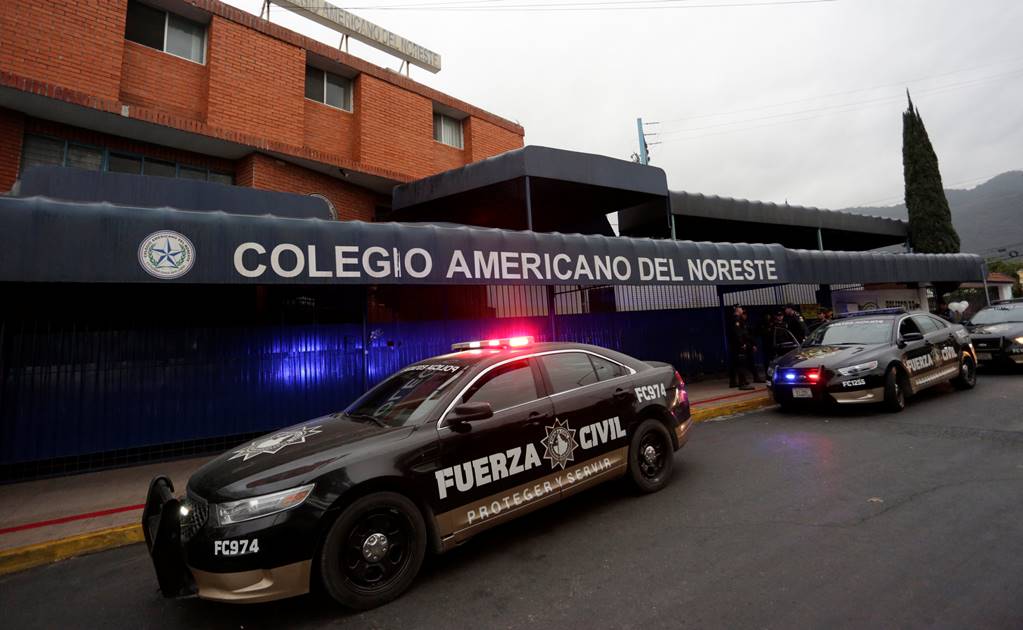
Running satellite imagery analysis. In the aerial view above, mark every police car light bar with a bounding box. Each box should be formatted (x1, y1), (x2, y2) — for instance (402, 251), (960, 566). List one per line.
(836, 307), (906, 319)
(451, 336), (534, 351)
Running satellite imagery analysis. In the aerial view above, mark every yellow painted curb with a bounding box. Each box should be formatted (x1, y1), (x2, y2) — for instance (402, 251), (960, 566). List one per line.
(690, 394), (775, 422)
(0, 523), (143, 577)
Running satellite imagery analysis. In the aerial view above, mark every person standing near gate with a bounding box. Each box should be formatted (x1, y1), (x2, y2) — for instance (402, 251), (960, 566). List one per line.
(728, 305), (756, 390)
(783, 304), (808, 344)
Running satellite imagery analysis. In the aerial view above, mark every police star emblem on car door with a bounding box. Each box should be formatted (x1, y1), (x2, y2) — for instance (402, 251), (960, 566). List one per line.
(541, 418), (579, 470)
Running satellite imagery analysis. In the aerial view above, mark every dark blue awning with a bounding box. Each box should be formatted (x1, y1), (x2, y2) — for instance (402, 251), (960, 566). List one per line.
(0, 196), (983, 286)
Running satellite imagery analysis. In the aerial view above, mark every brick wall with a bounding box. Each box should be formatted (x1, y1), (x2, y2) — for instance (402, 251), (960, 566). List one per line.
(0, 109), (25, 192)
(0, 0), (126, 100)
(356, 74), (436, 179)
(120, 41), (208, 121)
(465, 116), (523, 163)
(432, 141), (466, 173)
(0, 0), (524, 216)
(205, 16), (305, 147)
(238, 153), (380, 222)
(303, 100), (357, 163)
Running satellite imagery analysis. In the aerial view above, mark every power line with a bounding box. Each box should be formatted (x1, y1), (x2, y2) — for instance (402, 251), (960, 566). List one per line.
(655, 67), (1023, 141)
(325, 0), (840, 11)
(655, 54), (1023, 126)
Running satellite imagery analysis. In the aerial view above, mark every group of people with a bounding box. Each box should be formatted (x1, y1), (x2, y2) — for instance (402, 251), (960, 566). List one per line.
(727, 304), (832, 390)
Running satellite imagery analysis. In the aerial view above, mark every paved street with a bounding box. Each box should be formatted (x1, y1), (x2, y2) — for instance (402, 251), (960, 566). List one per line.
(3, 372), (1022, 629)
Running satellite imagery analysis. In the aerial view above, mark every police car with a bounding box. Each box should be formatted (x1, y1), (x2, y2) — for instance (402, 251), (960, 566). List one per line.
(142, 338), (690, 609)
(767, 308), (977, 412)
(966, 299), (1023, 367)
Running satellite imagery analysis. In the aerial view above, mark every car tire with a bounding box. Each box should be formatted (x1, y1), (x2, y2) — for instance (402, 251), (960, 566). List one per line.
(628, 419), (674, 494)
(320, 491), (427, 611)
(952, 355), (977, 390)
(883, 366), (907, 413)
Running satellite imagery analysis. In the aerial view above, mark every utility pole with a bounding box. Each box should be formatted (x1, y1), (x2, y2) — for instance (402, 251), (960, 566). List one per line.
(635, 118), (661, 165)
(636, 118), (649, 165)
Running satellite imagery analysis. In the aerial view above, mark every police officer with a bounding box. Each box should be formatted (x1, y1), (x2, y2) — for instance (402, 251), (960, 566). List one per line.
(727, 305), (756, 390)
(783, 304), (808, 344)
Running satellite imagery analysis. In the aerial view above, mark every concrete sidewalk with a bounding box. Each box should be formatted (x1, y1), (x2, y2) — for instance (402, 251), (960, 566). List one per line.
(0, 378), (771, 573)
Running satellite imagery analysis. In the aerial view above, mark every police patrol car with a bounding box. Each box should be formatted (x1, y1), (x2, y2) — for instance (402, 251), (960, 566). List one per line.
(966, 299), (1023, 367)
(767, 308), (977, 412)
(143, 338), (690, 609)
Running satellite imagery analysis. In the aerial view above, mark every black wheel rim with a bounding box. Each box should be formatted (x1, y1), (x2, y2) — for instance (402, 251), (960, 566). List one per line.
(638, 431), (668, 480)
(342, 507), (413, 593)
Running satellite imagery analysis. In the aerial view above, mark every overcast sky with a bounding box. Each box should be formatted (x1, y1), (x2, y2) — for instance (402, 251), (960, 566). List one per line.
(224, 0), (1022, 210)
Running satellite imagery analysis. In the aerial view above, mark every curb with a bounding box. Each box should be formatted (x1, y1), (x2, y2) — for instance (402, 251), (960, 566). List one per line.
(0, 394), (776, 578)
(690, 394), (775, 422)
(0, 523), (143, 577)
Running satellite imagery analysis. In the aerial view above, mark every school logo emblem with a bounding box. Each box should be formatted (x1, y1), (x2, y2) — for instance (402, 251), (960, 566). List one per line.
(541, 418), (579, 470)
(229, 426), (323, 461)
(138, 230), (195, 279)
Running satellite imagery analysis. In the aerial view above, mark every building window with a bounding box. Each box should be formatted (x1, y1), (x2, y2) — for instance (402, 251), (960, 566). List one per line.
(19, 134), (234, 185)
(108, 153), (142, 175)
(433, 113), (463, 149)
(125, 0), (206, 64)
(305, 66), (353, 111)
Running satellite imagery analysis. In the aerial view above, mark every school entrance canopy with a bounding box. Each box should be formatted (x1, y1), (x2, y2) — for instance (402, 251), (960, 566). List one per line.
(0, 196), (983, 286)
(620, 191), (909, 251)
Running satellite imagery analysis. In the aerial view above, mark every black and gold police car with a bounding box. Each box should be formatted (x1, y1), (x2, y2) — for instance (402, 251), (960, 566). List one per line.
(143, 337), (690, 609)
(966, 299), (1023, 368)
(767, 308), (977, 412)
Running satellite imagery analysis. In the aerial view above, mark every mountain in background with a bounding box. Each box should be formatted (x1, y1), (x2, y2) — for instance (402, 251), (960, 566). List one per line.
(842, 171), (1023, 258)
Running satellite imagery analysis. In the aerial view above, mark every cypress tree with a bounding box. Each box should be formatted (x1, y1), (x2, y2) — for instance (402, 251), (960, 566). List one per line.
(902, 91), (960, 253)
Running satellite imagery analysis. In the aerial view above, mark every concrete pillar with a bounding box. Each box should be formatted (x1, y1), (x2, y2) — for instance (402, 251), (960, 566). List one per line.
(916, 285), (930, 312)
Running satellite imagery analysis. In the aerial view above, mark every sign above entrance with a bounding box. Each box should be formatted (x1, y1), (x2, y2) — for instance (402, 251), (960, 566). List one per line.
(0, 197), (984, 287)
(271, 0), (442, 74)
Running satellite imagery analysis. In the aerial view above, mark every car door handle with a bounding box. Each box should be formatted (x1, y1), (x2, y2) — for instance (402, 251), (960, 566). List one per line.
(613, 388), (634, 401)
(526, 411), (549, 427)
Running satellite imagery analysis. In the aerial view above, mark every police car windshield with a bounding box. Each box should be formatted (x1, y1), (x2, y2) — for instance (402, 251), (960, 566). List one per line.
(345, 359), (472, 427)
(805, 318), (893, 346)
(971, 305), (1023, 325)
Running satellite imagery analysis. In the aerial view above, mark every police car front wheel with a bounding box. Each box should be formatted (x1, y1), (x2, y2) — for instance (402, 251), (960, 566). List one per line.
(953, 356), (977, 390)
(319, 491), (427, 610)
(628, 419), (674, 493)
(883, 366), (907, 413)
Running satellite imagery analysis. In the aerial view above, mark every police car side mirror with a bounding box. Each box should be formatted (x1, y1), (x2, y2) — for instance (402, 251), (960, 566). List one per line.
(449, 402), (493, 424)
(899, 332), (925, 346)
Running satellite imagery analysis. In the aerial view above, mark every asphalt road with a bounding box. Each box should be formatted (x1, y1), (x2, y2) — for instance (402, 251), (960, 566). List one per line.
(4, 371), (1023, 629)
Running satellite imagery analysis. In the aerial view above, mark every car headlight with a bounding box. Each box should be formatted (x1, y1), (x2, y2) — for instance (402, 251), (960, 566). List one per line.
(837, 360), (878, 376)
(1014, 336), (1023, 346)
(215, 484), (315, 526)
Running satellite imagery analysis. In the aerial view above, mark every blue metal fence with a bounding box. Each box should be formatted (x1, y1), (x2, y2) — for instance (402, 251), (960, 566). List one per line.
(0, 307), (726, 471)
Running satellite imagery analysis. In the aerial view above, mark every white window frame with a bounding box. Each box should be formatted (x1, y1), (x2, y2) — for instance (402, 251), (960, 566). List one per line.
(433, 113), (464, 149)
(162, 10), (207, 65)
(304, 67), (353, 113)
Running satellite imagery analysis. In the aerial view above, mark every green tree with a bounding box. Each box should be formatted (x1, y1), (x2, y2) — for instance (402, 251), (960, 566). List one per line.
(902, 91), (960, 253)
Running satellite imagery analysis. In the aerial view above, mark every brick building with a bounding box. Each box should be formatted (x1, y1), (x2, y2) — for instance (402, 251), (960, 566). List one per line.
(0, 0), (524, 221)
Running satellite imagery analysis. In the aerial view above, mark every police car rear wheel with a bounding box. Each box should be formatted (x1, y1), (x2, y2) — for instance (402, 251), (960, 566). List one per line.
(883, 366), (906, 413)
(320, 492), (426, 610)
(952, 356), (977, 390)
(628, 419), (673, 493)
